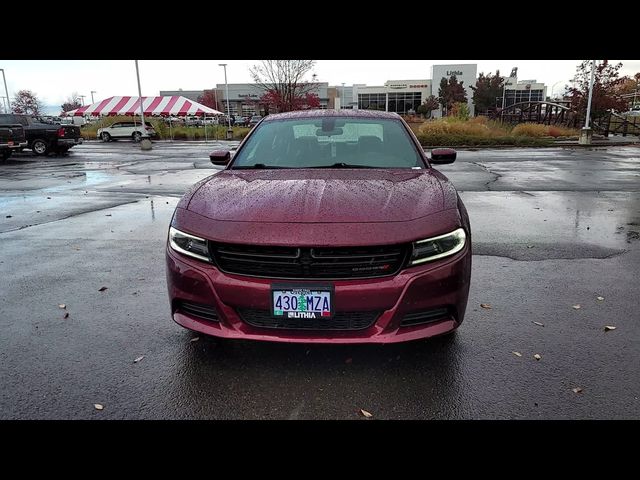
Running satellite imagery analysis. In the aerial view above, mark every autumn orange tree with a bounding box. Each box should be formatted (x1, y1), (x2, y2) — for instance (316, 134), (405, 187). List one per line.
(569, 61), (628, 121)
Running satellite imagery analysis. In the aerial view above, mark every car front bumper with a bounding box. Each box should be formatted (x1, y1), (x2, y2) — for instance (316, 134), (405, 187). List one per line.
(166, 243), (471, 344)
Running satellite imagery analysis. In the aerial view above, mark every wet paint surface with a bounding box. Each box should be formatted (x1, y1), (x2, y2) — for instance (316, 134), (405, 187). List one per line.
(0, 141), (639, 419)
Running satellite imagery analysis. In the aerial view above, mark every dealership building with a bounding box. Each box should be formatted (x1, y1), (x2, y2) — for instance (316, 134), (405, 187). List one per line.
(160, 64), (547, 117)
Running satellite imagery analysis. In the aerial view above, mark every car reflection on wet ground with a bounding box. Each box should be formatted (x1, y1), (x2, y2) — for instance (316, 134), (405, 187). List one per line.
(0, 141), (639, 419)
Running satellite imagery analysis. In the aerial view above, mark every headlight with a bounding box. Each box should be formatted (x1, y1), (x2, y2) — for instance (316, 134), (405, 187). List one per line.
(410, 228), (466, 265)
(168, 226), (211, 262)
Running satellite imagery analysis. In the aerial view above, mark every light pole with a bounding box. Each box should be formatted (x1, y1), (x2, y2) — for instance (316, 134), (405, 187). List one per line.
(341, 82), (345, 110)
(579, 59), (596, 145)
(134, 60), (150, 147)
(219, 63), (233, 140)
(1, 69), (11, 112)
(0, 96), (6, 114)
(79, 95), (86, 106)
(91, 91), (96, 104)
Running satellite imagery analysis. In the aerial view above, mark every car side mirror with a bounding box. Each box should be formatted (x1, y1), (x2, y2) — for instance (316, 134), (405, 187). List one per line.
(210, 150), (231, 166)
(430, 148), (457, 164)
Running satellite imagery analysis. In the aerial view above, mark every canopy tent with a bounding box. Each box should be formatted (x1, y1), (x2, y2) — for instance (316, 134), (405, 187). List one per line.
(63, 96), (223, 117)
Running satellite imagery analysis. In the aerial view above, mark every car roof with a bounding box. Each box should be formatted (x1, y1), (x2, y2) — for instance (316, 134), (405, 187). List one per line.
(262, 109), (401, 122)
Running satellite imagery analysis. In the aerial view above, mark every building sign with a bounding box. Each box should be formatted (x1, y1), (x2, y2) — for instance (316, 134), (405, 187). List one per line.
(238, 94), (258, 98)
(409, 84), (428, 88)
(388, 84), (407, 89)
(446, 70), (463, 76)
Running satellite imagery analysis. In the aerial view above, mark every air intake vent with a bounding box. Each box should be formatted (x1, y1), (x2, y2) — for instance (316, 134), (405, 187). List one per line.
(237, 308), (379, 331)
(400, 308), (450, 327)
(177, 301), (219, 322)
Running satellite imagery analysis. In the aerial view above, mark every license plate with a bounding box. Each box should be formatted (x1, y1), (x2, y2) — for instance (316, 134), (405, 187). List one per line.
(271, 285), (333, 319)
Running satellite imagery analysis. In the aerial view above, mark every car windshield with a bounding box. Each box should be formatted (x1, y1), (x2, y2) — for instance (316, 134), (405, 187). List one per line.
(231, 117), (424, 169)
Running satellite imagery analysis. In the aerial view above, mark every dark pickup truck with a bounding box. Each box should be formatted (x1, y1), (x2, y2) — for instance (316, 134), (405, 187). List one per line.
(0, 123), (28, 161)
(0, 114), (82, 156)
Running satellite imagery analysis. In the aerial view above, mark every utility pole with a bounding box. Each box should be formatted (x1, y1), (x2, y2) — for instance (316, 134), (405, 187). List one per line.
(0, 69), (10, 113)
(135, 60), (151, 149)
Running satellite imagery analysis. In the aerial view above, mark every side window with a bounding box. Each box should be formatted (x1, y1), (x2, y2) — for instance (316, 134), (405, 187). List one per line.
(18, 116), (29, 126)
(111, 123), (120, 128)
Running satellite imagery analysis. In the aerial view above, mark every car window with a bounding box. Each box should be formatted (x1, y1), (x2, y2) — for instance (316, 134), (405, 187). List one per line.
(232, 117), (423, 169)
(111, 123), (121, 128)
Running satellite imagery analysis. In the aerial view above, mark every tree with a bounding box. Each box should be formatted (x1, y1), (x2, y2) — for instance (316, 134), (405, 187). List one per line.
(450, 102), (470, 120)
(12, 90), (45, 115)
(250, 60), (318, 112)
(417, 95), (439, 118)
(471, 70), (504, 114)
(438, 75), (467, 116)
(197, 90), (218, 110)
(568, 60), (628, 121)
(61, 92), (82, 113)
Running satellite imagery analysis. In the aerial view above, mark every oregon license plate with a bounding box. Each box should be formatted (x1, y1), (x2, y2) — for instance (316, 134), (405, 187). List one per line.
(271, 285), (333, 319)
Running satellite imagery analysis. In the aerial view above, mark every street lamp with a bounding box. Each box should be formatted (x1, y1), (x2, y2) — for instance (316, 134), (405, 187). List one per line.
(579, 59), (596, 145)
(1, 68), (11, 112)
(79, 95), (86, 106)
(134, 60), (150, 147)
(91, 91), (96, 104)
(219, 63), (233, 140)
(341, 83), (345, 110)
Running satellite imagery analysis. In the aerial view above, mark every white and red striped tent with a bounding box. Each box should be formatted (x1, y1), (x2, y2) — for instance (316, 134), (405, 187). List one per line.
(64, 96), (222, 117)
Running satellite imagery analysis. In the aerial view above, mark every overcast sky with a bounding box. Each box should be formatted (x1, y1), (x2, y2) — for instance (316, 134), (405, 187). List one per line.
(1, 59), (639, 114)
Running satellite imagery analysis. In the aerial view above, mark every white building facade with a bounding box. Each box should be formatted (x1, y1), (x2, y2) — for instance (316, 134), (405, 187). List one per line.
(430, 64), (477, 118)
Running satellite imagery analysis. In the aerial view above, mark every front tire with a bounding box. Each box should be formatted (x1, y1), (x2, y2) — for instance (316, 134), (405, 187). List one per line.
(32, 139), (49, 156)
(101, 132), (111, 142)
(132, 131), (142, 142)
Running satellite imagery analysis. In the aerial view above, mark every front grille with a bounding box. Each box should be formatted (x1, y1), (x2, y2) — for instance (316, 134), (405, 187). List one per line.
(238, 308), (380, 330)
(211, 243), (408, 279)
(176, 301), (219, 322)
(400, 308), (451, 327)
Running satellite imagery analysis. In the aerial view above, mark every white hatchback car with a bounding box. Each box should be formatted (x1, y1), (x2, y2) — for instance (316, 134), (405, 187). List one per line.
(97, 121), (156, 142)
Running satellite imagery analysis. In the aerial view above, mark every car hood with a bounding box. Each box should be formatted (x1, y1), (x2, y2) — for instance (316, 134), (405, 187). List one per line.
(187, 169), (447, 223)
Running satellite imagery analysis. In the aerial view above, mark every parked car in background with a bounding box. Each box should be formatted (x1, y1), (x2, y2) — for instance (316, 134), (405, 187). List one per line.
(185, 116), (202, 127)
(167, 110), (471, 344)
(164, 116), (185, 126)
(248, 115), (262, 127)
(235, 116), (248, 127)
(0, 114), (82, 155)
(97, 121), (156, 142)
(0, 123), (27, 161)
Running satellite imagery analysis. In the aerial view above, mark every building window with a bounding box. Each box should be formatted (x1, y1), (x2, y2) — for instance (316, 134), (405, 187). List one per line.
(505, 89), (544, 106)
(387, 92), (422, 114)
(358, 93), (386, 111)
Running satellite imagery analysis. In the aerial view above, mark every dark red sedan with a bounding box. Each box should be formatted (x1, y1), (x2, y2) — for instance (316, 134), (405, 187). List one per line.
(166, 110), (471, 343)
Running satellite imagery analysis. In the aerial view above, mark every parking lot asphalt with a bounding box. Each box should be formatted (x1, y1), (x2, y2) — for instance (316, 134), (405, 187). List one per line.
(1, 140), (639, 419)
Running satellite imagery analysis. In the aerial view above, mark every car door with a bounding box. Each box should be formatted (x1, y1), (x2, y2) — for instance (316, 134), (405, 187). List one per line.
(109, 123), (122, 137)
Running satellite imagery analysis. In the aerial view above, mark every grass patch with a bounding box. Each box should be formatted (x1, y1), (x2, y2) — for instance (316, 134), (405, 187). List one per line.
(413, 117), (577, 146)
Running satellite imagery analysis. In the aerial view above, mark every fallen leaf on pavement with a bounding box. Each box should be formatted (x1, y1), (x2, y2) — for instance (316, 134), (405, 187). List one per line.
(596, 296), (604, 301)
(572, 304), (581, 310)
(63, 312), (69, 319)
(98, 286), (108, 292)
(345, 358), (353, 364)
(512, 351), (522, 357)
(572, 387), (583, 394)
(6, 215), (12, 218)
(94, 404), (104, 410)
(604, 325), (616, 331)
(360, 409), (373, 418)
(58, 304), (66, 309)
(532, 321), (544, 327)
(534, 354), (542, 360)
(134, 355), (145, 363)
(190, 337), (200, 342)
(480, 303), (492, 309)
(527, 245), (534, 249)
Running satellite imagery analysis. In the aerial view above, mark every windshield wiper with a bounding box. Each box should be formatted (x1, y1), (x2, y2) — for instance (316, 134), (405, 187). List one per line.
(233, 164), (292, 169)
(308, 163), (379, 169)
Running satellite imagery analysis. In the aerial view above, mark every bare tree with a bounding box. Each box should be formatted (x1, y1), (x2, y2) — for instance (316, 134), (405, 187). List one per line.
(249, 60), (317, 112)
(12, 90), (45, 116)
(61, 92), (82, 112)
